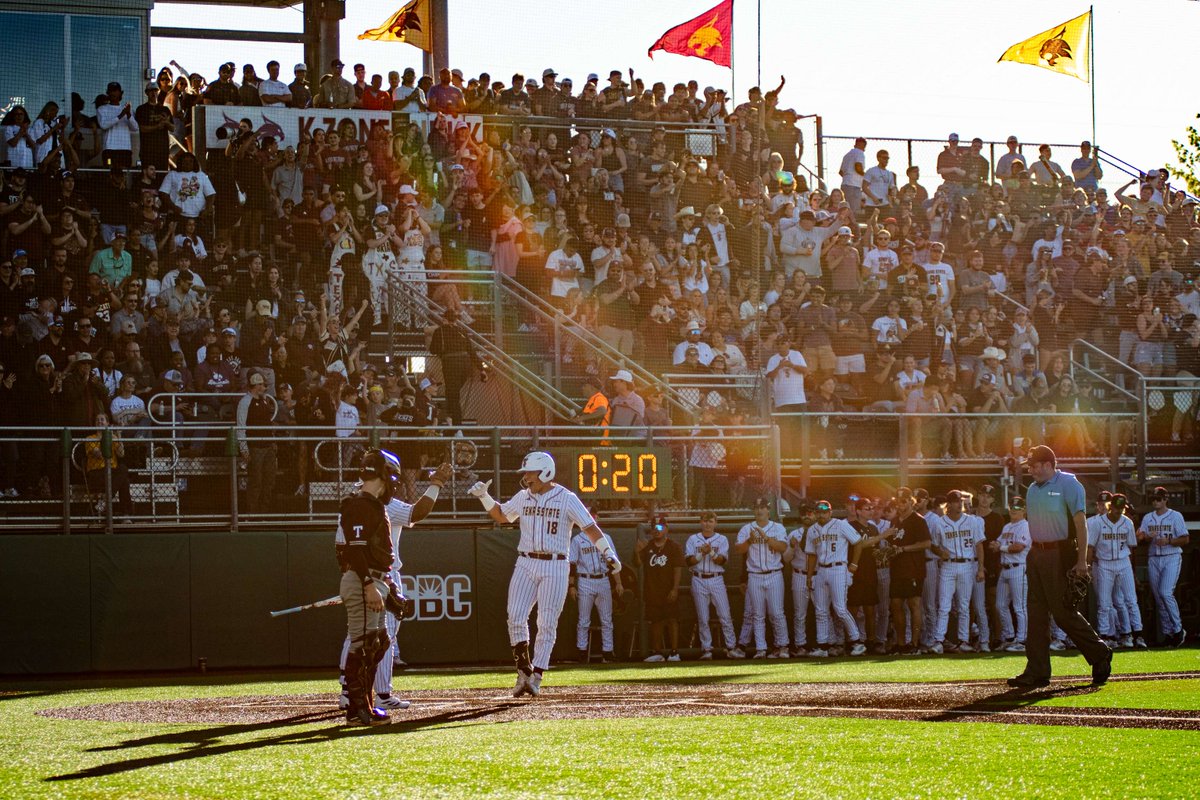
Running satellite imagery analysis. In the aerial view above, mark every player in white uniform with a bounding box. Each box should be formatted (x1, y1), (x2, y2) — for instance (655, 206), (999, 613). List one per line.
(786, 503), (816, 656)
(991, 495), (1030, 652)
(470, 452), (622, 696)
(569, 528), (618, 662)
(337, 453), (453, 713)
(684, 511), (742, 659)
(804, 500), (867, 657)
(1137, 486), (1190, 647)
(961, 492), (992, 652)
(1087, 493), (1144, 649)
(929, 490), (987, 653)
(1086, 492), (1134, 645)
(733, 498), (791, 658)
(916, 489), (942, 651)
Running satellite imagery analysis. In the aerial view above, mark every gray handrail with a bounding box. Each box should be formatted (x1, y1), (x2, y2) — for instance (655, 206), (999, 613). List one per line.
(1068, 338), (1142, 403)
(386, 274), (580, 419)
(496, 273), (696, 415)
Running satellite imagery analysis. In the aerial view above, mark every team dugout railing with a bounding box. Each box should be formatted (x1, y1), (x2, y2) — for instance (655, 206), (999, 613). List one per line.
(0, 424), (777, 532)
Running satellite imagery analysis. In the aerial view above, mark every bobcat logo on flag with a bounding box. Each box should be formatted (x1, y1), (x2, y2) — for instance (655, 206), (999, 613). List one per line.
(1039, 28), (1072, 67)
(389, 9), (421, 37)
(687, 15), (724, 58)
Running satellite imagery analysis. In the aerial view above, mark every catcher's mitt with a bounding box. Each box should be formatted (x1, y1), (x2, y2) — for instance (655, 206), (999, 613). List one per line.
(384, 580), (416, 621)
(1063, 568), (1091, 609)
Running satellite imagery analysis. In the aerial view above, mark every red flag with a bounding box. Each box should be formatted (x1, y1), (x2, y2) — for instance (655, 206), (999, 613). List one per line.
(648, 0), (734, 68)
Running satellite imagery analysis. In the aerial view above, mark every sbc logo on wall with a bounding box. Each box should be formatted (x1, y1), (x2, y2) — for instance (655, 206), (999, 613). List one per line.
(399, 574), (472, 621)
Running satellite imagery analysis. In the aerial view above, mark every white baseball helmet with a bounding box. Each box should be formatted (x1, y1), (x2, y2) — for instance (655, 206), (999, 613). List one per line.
(517, 451), (555, 482)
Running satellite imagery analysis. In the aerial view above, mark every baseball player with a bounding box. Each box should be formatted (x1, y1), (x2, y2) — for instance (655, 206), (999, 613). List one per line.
(868, 498), (896, 651)
(929, 490), (987, 654)
(733, 498), (791, 658)
(1086, 492), (1130, 646)
(334, 450), (451, 725)
(991, 495), (1030, 652)
(1137, 486), (1190, 647)
(685, 511), (743, 659)
(337, 455), (454, 715)
(961, 492), (992, 652)
(1087, 493), (1144, 649)
(916, 488), (942, 651)
(804, 499), (867, 657)
(470, 452), (622, 697)
(785, 502), (816, 656)
(569, 527), (618, 663)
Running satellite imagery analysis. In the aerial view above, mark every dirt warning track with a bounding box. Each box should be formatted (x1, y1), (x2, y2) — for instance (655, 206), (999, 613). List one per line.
(38, 673), (1200, 731)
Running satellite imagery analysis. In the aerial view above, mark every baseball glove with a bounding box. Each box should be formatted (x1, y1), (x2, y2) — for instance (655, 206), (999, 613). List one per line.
(1063, 568), (1091, 609)
(384, 579), (416, 621)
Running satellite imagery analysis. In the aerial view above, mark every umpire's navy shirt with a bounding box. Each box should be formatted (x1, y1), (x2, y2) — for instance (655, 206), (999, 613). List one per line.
(1025, 469), (1086, 542)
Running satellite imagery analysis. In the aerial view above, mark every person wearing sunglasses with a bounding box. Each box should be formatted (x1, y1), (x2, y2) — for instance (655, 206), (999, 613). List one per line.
(804, 499), (868, 657)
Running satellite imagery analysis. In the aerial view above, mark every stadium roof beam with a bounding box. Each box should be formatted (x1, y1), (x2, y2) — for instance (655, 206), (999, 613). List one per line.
(151, 26), (304, 44)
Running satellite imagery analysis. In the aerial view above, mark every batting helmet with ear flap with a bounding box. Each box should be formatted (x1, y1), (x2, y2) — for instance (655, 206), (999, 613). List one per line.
(516, 451), (555, 483)
(360, 448), (402, 503)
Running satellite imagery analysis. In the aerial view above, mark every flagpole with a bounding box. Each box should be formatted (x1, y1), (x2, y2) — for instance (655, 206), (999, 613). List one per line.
(756, 0), (761, 87)
(1089, 5), (1096, 148)
(731, 0), (736, 104)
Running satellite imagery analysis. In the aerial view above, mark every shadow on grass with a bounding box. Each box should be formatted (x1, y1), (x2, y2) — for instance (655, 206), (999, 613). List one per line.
(46, 703), (520, 783)
(924, 681), (1101, 723)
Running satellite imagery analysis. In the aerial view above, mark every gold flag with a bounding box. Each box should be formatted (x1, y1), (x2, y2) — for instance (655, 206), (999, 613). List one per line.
(358, 0), (431, 51)
(997, 10), (1091, 83)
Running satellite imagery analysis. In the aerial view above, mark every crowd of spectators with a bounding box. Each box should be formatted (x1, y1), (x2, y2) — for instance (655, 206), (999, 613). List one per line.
(2, 56), (1199, 506)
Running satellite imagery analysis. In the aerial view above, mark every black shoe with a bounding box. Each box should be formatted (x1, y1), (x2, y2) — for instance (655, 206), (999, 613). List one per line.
(1006, 674), (1051, 689)
(1092, 650), (1113, 686)
(600, 651), (616, 664)
(577, 649), (589, 663)
(346, 706), (388, 726)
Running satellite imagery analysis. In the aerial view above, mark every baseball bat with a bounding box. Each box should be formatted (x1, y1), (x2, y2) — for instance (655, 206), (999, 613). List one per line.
(269, 595), (343, 618)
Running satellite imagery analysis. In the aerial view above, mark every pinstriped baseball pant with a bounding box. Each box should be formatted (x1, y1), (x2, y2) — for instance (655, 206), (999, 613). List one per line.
(508, 555), (570, 671)
(575, 576), (614, 651)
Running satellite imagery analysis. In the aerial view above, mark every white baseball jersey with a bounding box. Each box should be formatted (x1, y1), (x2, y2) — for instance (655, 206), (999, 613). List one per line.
(934, 514), (983, 559)
(923, 512), (945, 558)
(386, 498), (415, 557)
(570, 531), (617, 575)
(786, 526), (811, 569)
(1088, 514), (1136, 560)
(997, 519), (1031, 566)
(803, 518), (861, 565)
(499, 485), (595, 555)
(1139, 509), (1188, 556)
(736, 521), (788, 571)
(685, 532), (730, 575)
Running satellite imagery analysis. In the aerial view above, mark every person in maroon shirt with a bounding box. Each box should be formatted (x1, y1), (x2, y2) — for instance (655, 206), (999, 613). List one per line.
(360, 74), (392, 111)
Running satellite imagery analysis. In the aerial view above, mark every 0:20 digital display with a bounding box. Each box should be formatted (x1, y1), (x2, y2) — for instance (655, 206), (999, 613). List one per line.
(557, 447), (673, 499)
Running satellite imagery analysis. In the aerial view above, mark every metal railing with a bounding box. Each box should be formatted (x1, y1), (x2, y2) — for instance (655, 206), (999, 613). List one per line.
(0, 423), (777, 531)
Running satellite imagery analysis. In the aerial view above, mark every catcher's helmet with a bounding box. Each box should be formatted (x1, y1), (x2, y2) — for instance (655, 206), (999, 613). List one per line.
(517, 451), (555, 483)
(361, 449), (402, 503)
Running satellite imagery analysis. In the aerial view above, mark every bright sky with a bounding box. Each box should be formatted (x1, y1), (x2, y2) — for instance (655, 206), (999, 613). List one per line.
(152, 0), (1200, 187)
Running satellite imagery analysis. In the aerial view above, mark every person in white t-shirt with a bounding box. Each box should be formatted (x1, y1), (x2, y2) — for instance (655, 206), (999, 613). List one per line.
(257, 61), (293, 107)
(392, 68), (425, 113)
(838, 137), (867, 215)
(780, 209), (838, 279)
(765, 333), (808, 455)
(862, 229), (898, 288)
(545, 239), (585, 307)
(921, 242), (956, 306)
(863, 150), (897, 214)
(159, 152), (217, 219)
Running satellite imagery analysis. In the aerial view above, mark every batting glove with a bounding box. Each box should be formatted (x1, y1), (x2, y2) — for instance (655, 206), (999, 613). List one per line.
(468, 479), (496, 511)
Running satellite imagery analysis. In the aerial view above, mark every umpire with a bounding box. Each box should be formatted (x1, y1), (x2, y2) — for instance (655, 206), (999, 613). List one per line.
(336, 450), (403, 725)
(1008, 445), (1112, 689)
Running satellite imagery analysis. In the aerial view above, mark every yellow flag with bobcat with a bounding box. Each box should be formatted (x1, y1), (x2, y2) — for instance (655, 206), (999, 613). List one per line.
(997, 10), (1091, 83)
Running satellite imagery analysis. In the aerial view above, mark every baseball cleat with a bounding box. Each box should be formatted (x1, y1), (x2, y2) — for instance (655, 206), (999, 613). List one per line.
(943, 642), (959, 654)
(346, 707), (388, 726)
(958, 643), (975, 653)
(338, 692), (349, 710)
(576, 649), (589, 664)
(929, 642), (944, 654)
(1175, 629), (1187, 648)
(1005, 641), (1026, 653)
(376, 694), (411, 710)
(790, 646), (808, 658)
(1118, 635), (1134, 649)
(766, 648), (784, 659)
(643, 653), (666, 663)
(977, 642), (991, 653)
(527, 672), (542, 696)
(850, 642), (867, 656)
(1048, 639), (1067, 651)
(829, 645), (845, 657)
(699, 649), (713, 660)
(1133, 636), (1147, 649)
(667, 651), (681, 662)
(808, 647), (829, 658)
(727, 647), (746, 659)
(512, 672), (530, 697)
(751, 650), (766, 659)
(600, 651), (617, 663)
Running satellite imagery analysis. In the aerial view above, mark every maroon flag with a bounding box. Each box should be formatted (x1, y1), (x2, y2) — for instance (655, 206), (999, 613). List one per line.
(648, 0), (734, 68)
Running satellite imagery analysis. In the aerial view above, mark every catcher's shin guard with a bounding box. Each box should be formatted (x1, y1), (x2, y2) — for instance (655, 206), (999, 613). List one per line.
(512, 641), (533, 676)
(343, 647), (371, 718)
(363, 629), (391, 707)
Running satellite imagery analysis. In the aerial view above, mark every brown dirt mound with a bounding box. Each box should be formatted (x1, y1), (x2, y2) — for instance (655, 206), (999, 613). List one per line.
(38, 674), (1200, 731)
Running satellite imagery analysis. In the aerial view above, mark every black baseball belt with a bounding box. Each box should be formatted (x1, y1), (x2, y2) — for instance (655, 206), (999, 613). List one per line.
(749, 568), (782, 575)
(520, 551), (567, 561)
(948, 558), (976, 563)
(692, 572), (721, 579)
(1001, 563), (1024, 570)
(578, 573), (606, 579)
(819, 561), (846, 568)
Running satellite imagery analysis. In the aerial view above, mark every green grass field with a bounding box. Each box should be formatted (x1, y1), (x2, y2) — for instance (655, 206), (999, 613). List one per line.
(2, 649), (1198, 800)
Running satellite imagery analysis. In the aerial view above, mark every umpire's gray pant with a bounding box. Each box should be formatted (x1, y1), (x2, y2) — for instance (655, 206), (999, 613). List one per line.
(341, 571), (386, 648)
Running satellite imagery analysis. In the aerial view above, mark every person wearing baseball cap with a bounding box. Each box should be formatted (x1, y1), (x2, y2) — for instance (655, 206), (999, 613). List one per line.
(607, 369), (644, 434)
(974, 482), (1007, 648)
(1009, 445), (1111, 689)
(1087, 493), (1145, 651)
(1136, 486), (1189, 647)
(288, 64), (313, 109)
(636, 515), (686, 662)
(992, 494), (1031, 652)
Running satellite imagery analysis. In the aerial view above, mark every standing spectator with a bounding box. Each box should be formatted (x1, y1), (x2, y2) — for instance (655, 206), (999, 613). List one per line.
(392, 67), (424, 112)
(1029, 144), (1066, 188)
(288, 64), (312, 109)
(258, 61), (292, 108)
(996, 136), (1027, 183)
(134, 83), (172, 171)
(158, 152), (217, 221)
(838, 137), (866, 216)
(607, 369), (645, 435)
(1071, 141), (1102, 193)
(427, 308), (476, 426)
(60, 351), (109, 427)
(545, 237), (585, 310)
(320, 59), (356, 109)
(935, 133), (968, 201)
(2, 106), (36, 169)
(95, 82), (138, 168)
(764, 333), (807, 452)
(426, 68), (465, 114)
(825, 227), (861, 294)
(863, 150), (897, 216)
(236, 371), (277, 513)
(780, 210), (837, 279)
(594, 264), (639, 357)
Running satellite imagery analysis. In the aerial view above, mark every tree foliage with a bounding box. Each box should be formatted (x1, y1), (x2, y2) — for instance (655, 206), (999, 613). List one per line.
(1170, 113), (1200, 196)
